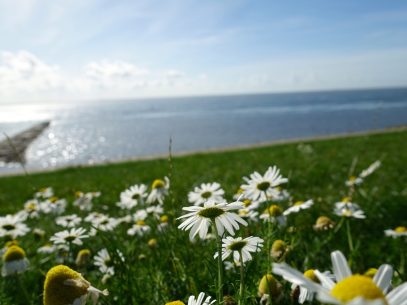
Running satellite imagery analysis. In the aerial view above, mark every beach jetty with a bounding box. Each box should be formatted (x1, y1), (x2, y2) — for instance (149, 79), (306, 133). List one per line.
(0, 121), (50, 163)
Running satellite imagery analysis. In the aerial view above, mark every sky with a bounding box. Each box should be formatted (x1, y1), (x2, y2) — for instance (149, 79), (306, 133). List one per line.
(1, 0), (407, 103)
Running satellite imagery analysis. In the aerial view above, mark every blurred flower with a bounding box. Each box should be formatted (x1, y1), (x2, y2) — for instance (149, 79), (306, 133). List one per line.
(0, 214), (29, 239)
(188, 182), (225, 206)
(23, 199), (41, 218)
(384, 226), (407, 238)
(94, 248), (114, 276)
(146, 177), (170, 205)
(214, 236), (263, 264)
(118, 184), (148, 209)
(334, 198), (365, 219)
(259, 205), (286, 226)
(73, 191), (101, 211)
(2, 245), (29, 276)
(314, 216), (336, 231)
(283, 199), (314, 216)
(187, 292), (216, 305)
(127, 220), (151, 236)
(50, 227), (89, 246)
(177, 200), (247, 240)
(76, 249), (91, 268)
(272, 250), (405, 305)
(258, 274), (282, 300)
(38, 243), (57, 254)
(270, 240), (289, 261)
(345, 176), (363, 187)
(56, 214), (82, 228)
(35, 187), (54, 199)
(40, 197), (67, 215)
(359, 160), (381, 178)
(43, 265), (108, 305)
(241, 166), (288, 203)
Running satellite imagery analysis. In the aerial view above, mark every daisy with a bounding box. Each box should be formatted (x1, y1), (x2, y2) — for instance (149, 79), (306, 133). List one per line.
(241, 166), (288, 203)
(127, 220), (151, 236)
(187, 292), (216, 305)
(35, 187), (54, 199)
(94, 248), (114, 275)
(119, 184), (148, 209)
(2, 245), (29, 276)
(177, 200), (247, 240)
(334, 198), (365, 219)
(92, 216), (119, 232)
(146, 177), (170, 205)
(75, 249), (91, 268)
(188, 182), (225, 206)
(43, 265), (108, 305)
(215, 236), (263, 264)
(40, 197), (67, 215)
(56, 214), (82, 228)
(238, 208), (259, 222)
(283, 199), (314, 216)
(259, 205), (286, 226)
(314, 216), (336, 231)
(133, 209), (148, 221)
(0, 214), (30, 239)
(23, 199), (41, 218)
(273, 250), (407, 305)
(50, 227), (89, 246)
(270, 240), (289, 261)
(384, 226), (407, 238)
(73, 191), (101, 211)
(359, 160), (381, 178)
(38, 244), (57, 254)
(345, 176), (363, 187)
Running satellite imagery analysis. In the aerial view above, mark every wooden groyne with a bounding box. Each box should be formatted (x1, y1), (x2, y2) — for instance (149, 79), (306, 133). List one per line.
(0, 121), (50, 163)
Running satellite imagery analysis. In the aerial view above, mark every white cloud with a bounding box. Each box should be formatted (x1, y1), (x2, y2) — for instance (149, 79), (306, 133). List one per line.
(85, 60), (149, 80)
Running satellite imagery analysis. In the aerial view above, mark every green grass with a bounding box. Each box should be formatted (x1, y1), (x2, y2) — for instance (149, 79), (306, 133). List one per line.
(0, 129), (406, 305)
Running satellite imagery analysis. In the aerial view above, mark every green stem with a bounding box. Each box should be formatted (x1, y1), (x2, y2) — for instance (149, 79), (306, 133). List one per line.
(239, 251), (245, 305)
(346, 219), (354, 253)
(15, 274), (30, 305)
(213, 223), (224, 305)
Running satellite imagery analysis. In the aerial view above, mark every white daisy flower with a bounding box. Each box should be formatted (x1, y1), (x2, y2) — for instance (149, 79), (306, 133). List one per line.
(177, 200), (248, 240)
(146, 177), (170, 205)
(23, 199), (41, 218)
(188, 182), (225, 206)
(345, 176), (364, 187)
(273, 250), (407, 305)
(334, 199), (366, 219)
(283, 199), (314, 216)
(241, 166), (288, 203)
(133, 209), (148, 221)
(384, 226), (407, 238)
(2, 245), (29, 277)
(238, 208), (259, 222)
(35, 187), (54, 199)
(187, 292), (216, 305)
(43, 265), (108, 305)
(359, 160), (381, 178)
(92, 216), (119, 232)
(259, 205), (286, 226)
(73, 191), (101, 211)
(37, 243), (57, 254)
(119, 184), (148, 209)
(127, 220), (151, 236)
(146, 205), (164, 219)
(94, 248), (115, 276)
(0, 214), (30, 239)
(214, 236), (264, 264)
(84, 212), (107, 223)
(292, 269), (335, 304)
(56, 214), (82, 228)
(40, 197), (67, 214)
(50, 227), (89, 246)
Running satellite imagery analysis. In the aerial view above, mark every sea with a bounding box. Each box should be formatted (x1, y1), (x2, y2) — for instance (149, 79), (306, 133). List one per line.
(1, 87), (407, 174)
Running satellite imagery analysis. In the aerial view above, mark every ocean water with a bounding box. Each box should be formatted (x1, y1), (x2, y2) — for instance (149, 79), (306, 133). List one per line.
(1, 88), (407, 174)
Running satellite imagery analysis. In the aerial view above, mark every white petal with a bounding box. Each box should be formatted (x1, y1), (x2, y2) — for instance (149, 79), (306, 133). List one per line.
(314, 270), (335, 290)
(331, 250), (352, 281)
(387, 282), (407, 305)
(373, 264), (393, 293)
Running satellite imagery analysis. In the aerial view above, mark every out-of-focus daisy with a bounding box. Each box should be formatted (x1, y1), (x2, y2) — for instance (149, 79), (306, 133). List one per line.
(76, 249), (91, 268)
(38, 243), (57, 254)
(334, 198), (365, 219)
(345, 176), (363, 187)
(314, 216), (336, 231)
(238, 208), (259, 222)
(43, 265), (108, 305)
(133, 209), (148, 221)
(73, 191), (101, 211)
(270, 240), (289, 261)
(360, 160), (381, 178)
(2, 245), (29, 276)
(166, 292), (216, 305)
(215, 236), (263, 264)
(283, 199), (314, 216)
(188, 182), (225, 206)
(90, 216), (119, 234)
(118, 184), (148, 209)
(158, 214), (169, 231)
(259, 205), (286, 226)
(56, 214), (82, 228)
(50, 227), (89, 246)
(385, 226), (407, 238)
(258, 274), (282, 301)
(178, 200), (247, 240)
(0, 214), (30, 239)
(146, 205), (164, 219)
(35, 187), (54, 199)
(273, 250), (406, 305)
(146, 177), (170, 205)
(291, 270), (335, 304)
(40, 197), (67, 214)
(84, 212), (107, 224)
(94, 248), (114, 276)
(127, 220), (151, 236)
(241, 166), (288, 203)
(23, 199), (41, 218)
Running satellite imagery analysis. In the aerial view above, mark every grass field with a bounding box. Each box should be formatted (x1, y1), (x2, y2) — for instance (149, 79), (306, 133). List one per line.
(0, 129), (406, 305)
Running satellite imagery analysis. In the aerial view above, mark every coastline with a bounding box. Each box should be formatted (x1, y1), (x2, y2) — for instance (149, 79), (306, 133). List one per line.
(1, 125), (406, 177)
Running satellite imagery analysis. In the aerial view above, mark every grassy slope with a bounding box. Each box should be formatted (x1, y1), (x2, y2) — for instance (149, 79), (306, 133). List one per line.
(0, 130), (406, 304)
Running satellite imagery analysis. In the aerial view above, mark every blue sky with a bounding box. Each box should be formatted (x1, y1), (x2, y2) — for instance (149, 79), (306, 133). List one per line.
(1, 0), (407, 102)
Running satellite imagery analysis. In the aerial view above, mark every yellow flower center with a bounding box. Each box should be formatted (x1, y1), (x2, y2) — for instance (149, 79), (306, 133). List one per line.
(303, 269), (320, 283)
(364, 268), (377, 278)
(395, 226), (407, 233)
(152, 179), (165, 189)
(166, 301), (185, 305)
(43, 265), (89, 305)
(342, 197), (351, 203)
(27, 202), (38, 210)
(3, 245), (26, 262)
(227, 240), (247, 251)
(294, 201), (304, 206)
(348, 176), (357, 182)
(160, 215), (169, 223)
(198, 207), (225, 219)
(50, 197), (59, 203)
(258, 274), (278, 297)
(316, 216), (333, 226)
(271, 240), (286, 252)
(243, 199), (251, 207)
(331, 275), (387, 303)
(136, 220), (146, 226)
(201, 191), (212, 199)
(257, 181), (270, 191)
(268, 205), (282, 217)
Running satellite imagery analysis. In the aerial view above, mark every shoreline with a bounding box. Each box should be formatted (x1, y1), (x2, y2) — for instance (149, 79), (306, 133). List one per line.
(1, 125), (406, 177)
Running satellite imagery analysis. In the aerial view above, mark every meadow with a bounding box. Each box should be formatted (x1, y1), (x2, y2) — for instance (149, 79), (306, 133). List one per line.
(0, 129), (406, 305)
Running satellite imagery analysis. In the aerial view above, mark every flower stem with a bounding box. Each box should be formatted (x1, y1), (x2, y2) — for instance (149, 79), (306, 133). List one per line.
(213, 223), (224, 305)
(238, 251), (245, 305)
(346, 219), (354, 253)
(15, 274), (30, 305)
